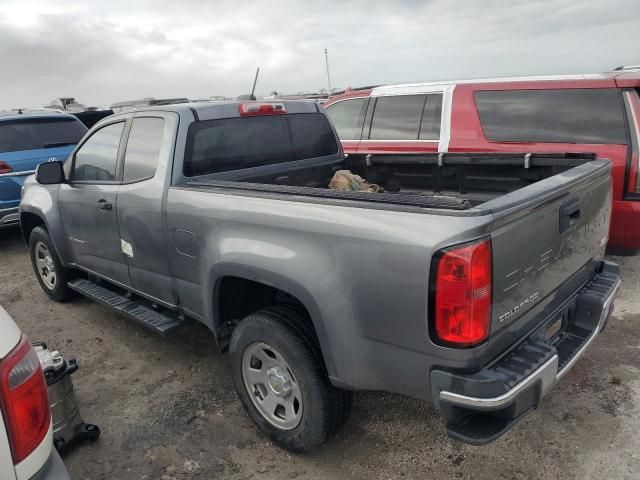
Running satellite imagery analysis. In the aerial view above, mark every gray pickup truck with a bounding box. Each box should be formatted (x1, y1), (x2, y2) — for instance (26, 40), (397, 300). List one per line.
(19, 100), (621, 451)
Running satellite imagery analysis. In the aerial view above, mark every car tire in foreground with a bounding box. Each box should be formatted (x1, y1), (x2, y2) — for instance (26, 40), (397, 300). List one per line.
(229, 305), (352, 452)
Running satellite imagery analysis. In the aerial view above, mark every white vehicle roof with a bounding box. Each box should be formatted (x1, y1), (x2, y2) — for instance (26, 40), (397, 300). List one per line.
(371, 73), (609, 96)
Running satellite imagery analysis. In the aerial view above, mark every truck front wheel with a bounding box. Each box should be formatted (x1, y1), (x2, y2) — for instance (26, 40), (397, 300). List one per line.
(29, 226), (75, 302)
(229, 306), (351, 452)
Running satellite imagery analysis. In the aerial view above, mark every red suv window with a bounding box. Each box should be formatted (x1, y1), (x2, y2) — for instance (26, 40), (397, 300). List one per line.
(474, 89), (626, 144)
(324, 98), (368, 140)
(369, 94), (443, 140)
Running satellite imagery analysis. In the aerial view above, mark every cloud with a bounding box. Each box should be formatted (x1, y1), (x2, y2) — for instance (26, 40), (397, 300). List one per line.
(0, 0), (639, 109)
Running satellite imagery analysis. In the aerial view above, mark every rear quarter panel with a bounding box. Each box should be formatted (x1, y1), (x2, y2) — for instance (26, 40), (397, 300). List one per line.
(166, 187), (492, 398)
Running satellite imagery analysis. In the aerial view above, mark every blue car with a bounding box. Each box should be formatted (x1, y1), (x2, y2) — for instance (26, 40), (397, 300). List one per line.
(0, 111), (87, 228)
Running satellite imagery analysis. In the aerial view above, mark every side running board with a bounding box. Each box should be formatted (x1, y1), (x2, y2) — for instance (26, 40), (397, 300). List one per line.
(68, 279), (181, 335)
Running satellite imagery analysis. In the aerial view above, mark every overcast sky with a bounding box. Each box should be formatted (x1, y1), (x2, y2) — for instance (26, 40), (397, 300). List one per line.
(1, 0), (639, 109)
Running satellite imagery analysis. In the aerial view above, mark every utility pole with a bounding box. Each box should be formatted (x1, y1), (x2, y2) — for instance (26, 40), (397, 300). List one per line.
(324, 48), (332, 93)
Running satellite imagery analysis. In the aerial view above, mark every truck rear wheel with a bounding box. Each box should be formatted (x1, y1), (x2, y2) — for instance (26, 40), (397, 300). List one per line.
(229, 306), (352, 452)
(29, 226), (75, 302)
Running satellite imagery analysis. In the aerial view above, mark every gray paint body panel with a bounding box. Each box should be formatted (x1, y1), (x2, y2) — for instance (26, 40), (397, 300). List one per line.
(116, 111), (180, 303)
(165, 186), (491, 393)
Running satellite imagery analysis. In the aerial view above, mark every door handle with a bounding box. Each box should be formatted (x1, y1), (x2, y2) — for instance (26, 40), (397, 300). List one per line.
(559, 198), (580, 233)
(97, 199), (112, 211)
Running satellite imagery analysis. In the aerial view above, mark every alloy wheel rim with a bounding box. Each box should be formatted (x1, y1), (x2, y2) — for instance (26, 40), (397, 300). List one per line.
(34, 241), (56, 290)
(242, 342), (303, 430)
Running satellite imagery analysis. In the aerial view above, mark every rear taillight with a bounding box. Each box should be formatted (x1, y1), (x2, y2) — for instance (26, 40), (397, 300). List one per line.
(0, 161), (12, 175)
(431, 239), (492, 347)
(239, 102), (286, 116)
(624, 90), (640, 194)
(0, 337), (50, 464)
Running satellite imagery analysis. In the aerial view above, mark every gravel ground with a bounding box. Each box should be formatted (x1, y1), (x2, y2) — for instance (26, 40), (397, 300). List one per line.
(1, 226), (639, 480)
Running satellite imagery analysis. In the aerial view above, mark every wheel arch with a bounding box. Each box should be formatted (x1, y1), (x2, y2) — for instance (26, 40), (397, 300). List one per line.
(207, 265), (337, 379)
(19, 211), (46, 245)
(19, 208), (70, 266)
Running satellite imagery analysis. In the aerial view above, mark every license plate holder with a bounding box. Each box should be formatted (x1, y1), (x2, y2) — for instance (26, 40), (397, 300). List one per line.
(544, 315), (564, 343)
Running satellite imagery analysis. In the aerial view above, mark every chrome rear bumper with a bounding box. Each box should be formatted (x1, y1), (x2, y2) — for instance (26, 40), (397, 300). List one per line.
(431, 260), (621, 444)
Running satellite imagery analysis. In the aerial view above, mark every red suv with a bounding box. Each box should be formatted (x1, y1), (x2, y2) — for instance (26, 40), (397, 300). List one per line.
(324, 69), (640, 254)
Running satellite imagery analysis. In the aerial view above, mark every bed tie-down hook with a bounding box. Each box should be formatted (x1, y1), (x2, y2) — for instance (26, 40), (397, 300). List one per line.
(365, 154), (372, 167)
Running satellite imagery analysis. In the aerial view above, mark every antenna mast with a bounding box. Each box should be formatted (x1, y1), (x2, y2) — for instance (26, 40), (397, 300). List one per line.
(250, 67), (260, 100)
(324, 49), (332, 93)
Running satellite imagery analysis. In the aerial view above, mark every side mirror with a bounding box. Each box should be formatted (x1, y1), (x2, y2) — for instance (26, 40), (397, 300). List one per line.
(35, 161), (65, 185)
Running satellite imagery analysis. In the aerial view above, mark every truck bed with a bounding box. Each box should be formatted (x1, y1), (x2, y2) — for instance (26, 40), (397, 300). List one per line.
(186, 152), (595, 210)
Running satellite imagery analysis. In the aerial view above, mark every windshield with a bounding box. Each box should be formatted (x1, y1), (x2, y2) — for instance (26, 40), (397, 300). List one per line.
(0, 117), (87, 153)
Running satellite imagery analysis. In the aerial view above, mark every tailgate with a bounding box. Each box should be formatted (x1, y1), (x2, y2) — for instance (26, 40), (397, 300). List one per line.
(485, 160), (611, 334)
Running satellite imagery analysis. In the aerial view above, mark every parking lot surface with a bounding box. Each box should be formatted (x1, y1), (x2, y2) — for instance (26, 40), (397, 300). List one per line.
(1, 227), (639, 480)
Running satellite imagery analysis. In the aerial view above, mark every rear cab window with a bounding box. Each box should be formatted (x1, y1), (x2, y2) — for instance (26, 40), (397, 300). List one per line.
(0, 117), (87, 153)
(123, 117), (165, 182)
(183, 113), (339, 176)
(474, 89), (627, 144)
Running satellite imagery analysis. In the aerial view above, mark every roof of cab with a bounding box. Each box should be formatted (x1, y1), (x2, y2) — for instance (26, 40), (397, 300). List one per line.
(125, 99), (321, 121)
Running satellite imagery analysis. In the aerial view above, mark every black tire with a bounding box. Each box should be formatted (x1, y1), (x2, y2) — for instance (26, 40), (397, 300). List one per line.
(229, 306), (352, 452)
(260, 305), (353, 435)
(29, 226), (75, 302)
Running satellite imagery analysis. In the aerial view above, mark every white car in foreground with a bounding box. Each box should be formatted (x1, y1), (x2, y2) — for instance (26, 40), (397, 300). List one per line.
(0, 305), (70, 480)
